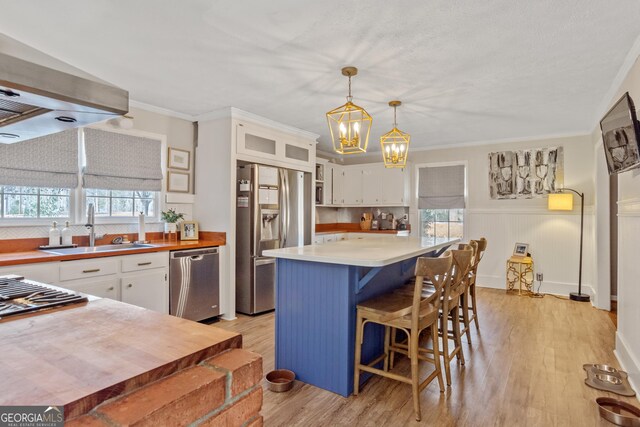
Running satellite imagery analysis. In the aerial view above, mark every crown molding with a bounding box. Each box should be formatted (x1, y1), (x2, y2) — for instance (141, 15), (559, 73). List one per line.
(129, 100), (194, 121)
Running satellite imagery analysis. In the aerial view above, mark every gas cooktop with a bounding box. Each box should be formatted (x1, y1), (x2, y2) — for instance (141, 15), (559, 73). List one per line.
(0, 276), (87, 320)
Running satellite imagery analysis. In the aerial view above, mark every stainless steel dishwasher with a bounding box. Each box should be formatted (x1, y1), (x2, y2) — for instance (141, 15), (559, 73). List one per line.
(169, 247), (220, 321)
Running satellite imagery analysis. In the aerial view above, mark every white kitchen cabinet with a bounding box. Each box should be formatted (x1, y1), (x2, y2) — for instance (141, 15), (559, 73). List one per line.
(237, 122), (314, 170)
(313, 235), (324, 245)
(381, 167), (408, 205)
(67, 278), (121, 300)
(323, 234), (336, 243)
(0, 262), (60, 284)
(58, 253), (169, 313)
(362, 164), (383, 205)
(343, 168), (363, 205)
(332, 166), (344, 205)
(121, 270), (168, 313)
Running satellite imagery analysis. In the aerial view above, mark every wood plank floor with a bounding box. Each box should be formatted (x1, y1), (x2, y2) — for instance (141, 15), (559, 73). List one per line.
(215, 288), (638, 426)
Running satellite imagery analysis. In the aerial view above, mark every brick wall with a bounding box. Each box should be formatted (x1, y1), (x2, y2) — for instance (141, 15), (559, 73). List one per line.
(66, 349), (263, 427)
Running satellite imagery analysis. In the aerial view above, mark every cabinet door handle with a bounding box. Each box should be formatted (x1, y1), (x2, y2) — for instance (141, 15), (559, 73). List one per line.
(137, 262), (152, 266)
(127, 284), (133, 288)
(107, 286), (114, 291)
(82, 269), (100, 273)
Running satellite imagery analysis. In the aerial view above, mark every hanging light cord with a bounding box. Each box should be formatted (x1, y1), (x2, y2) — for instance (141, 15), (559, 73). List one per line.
(393, 105), (397, 128)
(347, 76), (353, 103)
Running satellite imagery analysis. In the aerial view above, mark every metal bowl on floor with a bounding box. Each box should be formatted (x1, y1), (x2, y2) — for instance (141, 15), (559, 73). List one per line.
(266, 369), (295, 392)
(594, 364), (619, 374)
(596, 397), (640, 426)
(596, 373), (624, 385)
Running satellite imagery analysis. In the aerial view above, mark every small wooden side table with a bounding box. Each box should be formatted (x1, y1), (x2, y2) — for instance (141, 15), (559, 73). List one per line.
(506, 256), (534, 295)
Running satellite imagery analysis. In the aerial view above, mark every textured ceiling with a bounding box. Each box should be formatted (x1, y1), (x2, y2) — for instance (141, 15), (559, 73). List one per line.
(1, 0), (640, 152)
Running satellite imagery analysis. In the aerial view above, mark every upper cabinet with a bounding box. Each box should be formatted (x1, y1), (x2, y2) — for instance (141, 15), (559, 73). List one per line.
(236, 122), (315, 171)
(315, 161), (409, 207)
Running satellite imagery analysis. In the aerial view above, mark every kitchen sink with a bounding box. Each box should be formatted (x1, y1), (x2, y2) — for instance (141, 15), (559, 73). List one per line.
(41, 243), (158, 255)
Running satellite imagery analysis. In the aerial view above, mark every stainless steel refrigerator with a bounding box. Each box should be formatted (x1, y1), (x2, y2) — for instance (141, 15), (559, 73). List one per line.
(236, 162), (312, 314)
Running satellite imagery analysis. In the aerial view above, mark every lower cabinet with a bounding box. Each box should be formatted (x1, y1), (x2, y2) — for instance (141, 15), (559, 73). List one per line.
(121, 270), (168, 313)
(58, 252), (169, 314)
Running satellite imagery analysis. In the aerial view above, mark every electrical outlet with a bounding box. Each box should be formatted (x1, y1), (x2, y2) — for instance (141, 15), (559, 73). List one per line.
(536, 273), (543, 281)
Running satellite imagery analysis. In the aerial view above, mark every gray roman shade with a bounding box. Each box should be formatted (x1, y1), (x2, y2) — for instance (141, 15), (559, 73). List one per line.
(0, 129), (78, 188)
(83, 128), (163, 191)
(418, 165), (465, 209)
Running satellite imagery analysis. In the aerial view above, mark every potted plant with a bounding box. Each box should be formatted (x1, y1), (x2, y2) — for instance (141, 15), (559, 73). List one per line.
(161, 208), (185, 233)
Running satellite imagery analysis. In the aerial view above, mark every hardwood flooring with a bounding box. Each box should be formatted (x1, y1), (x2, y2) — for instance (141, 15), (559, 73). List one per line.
(215, 288), (638, 426)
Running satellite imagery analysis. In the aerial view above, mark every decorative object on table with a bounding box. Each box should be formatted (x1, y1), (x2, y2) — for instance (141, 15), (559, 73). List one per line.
(506, 255), (534, 295)
(512, 242), (529, 257)
(167, 170), (190, 192)
(161, 209), (185, 242)
(360, 213), (372, 230)
(326, 66), (372, 155)
(600, 92), (640, 175)
(596, 397), (640, 426)
(380, 100), (410, 168)
(265, 369), (295, 393)
(168, 147), (191, 170)
(583, 364), (636, 397)
(547, 188), (589, 302)
(180, 221), (199, 241)
(488, 147), (563, 199)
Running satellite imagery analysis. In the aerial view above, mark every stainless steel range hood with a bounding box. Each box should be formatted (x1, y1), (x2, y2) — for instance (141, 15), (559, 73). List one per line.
(0, 34), (129, 143)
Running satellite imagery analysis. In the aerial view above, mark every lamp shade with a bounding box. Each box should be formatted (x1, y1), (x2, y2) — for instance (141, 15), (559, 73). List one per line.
(548, 193), (573, 210)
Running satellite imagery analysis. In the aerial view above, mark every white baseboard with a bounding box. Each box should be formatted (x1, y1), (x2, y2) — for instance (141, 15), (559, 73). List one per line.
(614, 332), (640, 402)
(477, 274), (596, 299)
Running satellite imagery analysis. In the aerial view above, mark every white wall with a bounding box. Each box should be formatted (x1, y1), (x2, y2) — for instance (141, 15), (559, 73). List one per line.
(595, 55), (640, 393)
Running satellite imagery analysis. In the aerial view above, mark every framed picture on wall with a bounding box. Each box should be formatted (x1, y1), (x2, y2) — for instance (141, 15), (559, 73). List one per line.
(180, 221), (199, 241)
(513, 243), (529, 257)
(167, 171), (189, 193)
(168, 147), (190, 170)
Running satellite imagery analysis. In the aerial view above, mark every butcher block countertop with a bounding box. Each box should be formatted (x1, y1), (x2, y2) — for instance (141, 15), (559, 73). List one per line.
(0, 231), (225, 267)
(0, 297), (240, 420)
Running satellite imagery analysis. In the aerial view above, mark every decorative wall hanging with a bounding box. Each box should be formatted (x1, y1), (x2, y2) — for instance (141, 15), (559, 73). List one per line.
(488, 147), (563, 199)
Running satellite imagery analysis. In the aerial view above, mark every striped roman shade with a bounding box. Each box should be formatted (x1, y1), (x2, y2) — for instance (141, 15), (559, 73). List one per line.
(82, 128), (162, 191)
(418, 165), (465, 209)
(0, 129), (79, 188)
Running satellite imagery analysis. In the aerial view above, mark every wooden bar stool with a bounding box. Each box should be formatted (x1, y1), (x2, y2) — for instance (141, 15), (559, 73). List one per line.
(459, 241), (478, 344)
(467, 238), (487, 330)
(440, 245), (473, 386)
(353, 255), (453, 422)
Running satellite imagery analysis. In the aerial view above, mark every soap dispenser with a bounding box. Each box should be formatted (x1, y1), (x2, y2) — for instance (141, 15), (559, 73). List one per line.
(61, 221), (73, 246)
(49, 221), (61, 246)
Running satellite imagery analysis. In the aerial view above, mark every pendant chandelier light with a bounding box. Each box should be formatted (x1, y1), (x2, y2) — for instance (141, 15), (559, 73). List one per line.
(326, 66), (372, 155)
(380, 100), (410, 168)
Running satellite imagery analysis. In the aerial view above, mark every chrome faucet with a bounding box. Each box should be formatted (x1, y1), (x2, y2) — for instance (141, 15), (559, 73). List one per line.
(86, 203), (95, 247)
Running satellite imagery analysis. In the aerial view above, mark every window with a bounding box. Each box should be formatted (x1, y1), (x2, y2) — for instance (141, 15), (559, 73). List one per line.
(420, 208), (464, 245)
(0, 186), (71, 219)
(86, 189), (157, 218)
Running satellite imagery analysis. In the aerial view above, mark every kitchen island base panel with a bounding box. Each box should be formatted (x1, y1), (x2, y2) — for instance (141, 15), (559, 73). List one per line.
(275, 256), (424, 397)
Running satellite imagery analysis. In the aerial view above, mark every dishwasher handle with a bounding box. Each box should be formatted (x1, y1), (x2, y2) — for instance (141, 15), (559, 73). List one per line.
(171, 247), (218, 259)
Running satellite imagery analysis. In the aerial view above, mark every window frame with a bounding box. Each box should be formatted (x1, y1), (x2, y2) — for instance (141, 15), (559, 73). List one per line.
(79, 125), (167, 225)
(413, 160), (468, 241)
(0, 126), (167, 227)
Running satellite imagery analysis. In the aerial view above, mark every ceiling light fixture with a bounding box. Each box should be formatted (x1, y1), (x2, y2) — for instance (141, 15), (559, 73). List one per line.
(380, 100), (410, 168)
(326, 66), (372, 155)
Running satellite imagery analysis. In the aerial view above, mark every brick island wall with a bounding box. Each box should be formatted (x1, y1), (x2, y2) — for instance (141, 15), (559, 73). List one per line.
(67, 349), (263, 427)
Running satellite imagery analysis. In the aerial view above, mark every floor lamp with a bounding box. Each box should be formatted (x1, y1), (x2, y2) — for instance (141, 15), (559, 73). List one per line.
(548, 189), (590, 302)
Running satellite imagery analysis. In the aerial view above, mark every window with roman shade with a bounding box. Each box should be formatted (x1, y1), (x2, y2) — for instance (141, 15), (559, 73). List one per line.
(0, 129), (78, 188)
(82, 128), (163, 191)
(418, 165), (465, 209)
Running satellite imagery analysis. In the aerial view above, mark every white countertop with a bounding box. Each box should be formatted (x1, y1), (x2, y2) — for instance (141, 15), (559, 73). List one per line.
(263, 237), (460, 267)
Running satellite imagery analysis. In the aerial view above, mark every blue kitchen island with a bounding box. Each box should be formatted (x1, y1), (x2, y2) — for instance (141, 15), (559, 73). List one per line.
(263, 236), (457, 397)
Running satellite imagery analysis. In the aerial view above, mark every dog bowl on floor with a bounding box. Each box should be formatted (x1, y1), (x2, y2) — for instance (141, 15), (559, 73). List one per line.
(594, 364), (619, 374)
(596, 373), (624, 385)
(266, 369), (295, 392)
(596, 397), (640, 426)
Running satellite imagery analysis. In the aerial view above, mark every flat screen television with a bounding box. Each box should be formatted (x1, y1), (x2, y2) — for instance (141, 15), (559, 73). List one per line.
(600, 92), (640, 174)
